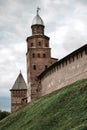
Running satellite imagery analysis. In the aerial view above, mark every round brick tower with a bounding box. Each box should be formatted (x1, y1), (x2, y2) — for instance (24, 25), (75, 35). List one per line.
(26, 9), (57, 101)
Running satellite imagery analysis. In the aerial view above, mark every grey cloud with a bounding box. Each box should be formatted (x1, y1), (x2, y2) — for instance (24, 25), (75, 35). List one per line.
(75, 0), (87, 5)
(0, 0), (9, 6)
(63, 29), (87, 52)
(0, 51), (26, 96)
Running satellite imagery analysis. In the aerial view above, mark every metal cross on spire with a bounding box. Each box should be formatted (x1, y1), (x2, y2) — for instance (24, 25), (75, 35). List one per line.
(20, 70), (21, 74)
(37, 7), (40, 15)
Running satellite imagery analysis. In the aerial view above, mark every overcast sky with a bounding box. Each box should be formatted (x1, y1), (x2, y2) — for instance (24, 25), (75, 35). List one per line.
(0, 0), (87, 98)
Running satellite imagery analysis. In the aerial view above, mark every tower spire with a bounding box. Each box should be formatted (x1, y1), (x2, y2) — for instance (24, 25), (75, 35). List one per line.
(37, 7), (40, 15)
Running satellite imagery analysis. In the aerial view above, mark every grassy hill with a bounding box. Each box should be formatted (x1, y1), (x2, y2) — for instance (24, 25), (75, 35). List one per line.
(0, 79), (87, 130)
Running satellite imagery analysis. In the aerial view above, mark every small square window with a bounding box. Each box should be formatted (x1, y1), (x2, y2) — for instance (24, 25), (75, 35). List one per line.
(43, 54), (46, 58)
(45, 65), (48, 70)
(31, 43), (33, 47)
(38, 42), (41, 46)
(45, 43), (48, 47)
(33, 65), (36, 70)
(32, 53), (35, 58)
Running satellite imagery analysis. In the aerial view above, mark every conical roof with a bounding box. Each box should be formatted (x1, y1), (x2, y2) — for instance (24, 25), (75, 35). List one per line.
(11, 72), (27, 90)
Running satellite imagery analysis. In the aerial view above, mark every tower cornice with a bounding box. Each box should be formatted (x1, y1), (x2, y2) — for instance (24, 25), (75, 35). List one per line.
(26, 35), (49, 42)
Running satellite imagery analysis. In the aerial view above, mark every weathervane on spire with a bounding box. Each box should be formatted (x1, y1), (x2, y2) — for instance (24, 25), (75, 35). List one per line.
(37, 7), (40, 15)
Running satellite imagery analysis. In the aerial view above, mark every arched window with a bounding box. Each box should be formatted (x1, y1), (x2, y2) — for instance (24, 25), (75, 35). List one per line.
(32, 53), (35, 58)
(33, 65), (36, 70)
(43, 53), (46, 58)
(31, 42), (33, 47)
(38, 42), (41, 46)
(37, 53), (40, 58)
(45, 43), (48, 47)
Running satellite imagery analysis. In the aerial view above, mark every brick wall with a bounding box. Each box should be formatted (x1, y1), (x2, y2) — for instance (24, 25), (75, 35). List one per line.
(11, 90), (27, 112)
(40, 49), (87, 96)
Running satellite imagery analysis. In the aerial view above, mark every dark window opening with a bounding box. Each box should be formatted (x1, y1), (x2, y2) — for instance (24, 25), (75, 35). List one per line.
(45, 65), (48, 70)
(36, 89), (38, 92)
(43, 53), (46, 58)
(37, 53), (40, 58)
(31, 42), (34, 47)
(33, 65), (36, 70)
(45, 43), (48, 47)
(32, 53), (35, 58)
(38, 42), (41, 46)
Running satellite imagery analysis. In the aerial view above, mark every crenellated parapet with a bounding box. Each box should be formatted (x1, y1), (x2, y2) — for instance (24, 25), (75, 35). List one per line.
(38, 44), (87, 96)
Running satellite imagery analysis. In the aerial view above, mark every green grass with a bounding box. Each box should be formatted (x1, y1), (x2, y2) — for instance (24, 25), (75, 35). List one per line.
(0, 79), (87, 130)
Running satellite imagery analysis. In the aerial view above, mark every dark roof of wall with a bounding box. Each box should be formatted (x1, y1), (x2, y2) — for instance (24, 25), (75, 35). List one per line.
(51, 57), (58, 60)
(38, 44), (87, 79)
(10, 72), (27, 91)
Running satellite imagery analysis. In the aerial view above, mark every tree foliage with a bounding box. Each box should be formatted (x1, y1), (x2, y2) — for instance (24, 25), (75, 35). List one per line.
(0, 110), (10, 120)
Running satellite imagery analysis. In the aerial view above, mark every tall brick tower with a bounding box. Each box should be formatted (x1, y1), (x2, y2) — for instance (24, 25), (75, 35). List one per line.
(26, 8), (57, 101)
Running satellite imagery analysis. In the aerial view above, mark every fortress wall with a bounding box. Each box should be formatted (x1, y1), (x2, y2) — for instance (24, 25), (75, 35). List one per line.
(40, 48), (87, 96)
